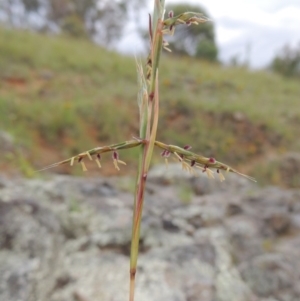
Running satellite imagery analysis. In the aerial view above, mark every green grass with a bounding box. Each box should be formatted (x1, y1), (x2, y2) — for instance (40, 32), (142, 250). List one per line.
(1, 27), (300, 184)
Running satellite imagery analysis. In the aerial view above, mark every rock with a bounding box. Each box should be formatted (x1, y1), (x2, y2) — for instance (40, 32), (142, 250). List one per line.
(288, 190), (300, 213)
(1, 174), (300, 301)
(78, 180), (117, 197)
(226, 202), (243, 216)
(242, 187), (293, 236)
(194, 227), (258, 301)
(0, 199), (64, 301)
(239, 254), (296, 299)
(273, 236), (300, 260)
(148, 163), (254, 195)
(264, 209), (290, 235)
(225, 215), (263, 262)
(0, 176), (7, 189)
(290, 214), (300, 229)
(243, 186), (292, 211)
(148, 163), (194, 185)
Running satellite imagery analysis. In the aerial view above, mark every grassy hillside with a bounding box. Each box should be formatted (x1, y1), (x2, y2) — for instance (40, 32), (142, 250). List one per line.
(1, 27), (300, 185)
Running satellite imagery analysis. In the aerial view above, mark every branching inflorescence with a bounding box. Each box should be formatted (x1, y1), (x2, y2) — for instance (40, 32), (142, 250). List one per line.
(39, 1), (255, 300)
(38, 138), (255, 182)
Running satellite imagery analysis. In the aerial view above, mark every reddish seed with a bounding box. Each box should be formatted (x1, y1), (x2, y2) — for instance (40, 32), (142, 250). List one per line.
(184, 145), (192, 150)
(209, 157), (216, 163)
(113, 151), (118, 160)
(78, 157), (83, 163)
(168, 10), (174, 18)
(97, 154), (101, 160)
(161, 150), (170, 157)
(190, 160), (196, 167)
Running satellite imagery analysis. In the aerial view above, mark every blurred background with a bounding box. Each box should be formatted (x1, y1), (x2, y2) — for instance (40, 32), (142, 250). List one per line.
(0, 0), (300, 186)
(0, 0), (300, 187)
(1, 1), (300, 301)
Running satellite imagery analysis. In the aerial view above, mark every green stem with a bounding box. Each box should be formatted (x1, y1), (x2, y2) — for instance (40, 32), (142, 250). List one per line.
(129, 1), (165, 301)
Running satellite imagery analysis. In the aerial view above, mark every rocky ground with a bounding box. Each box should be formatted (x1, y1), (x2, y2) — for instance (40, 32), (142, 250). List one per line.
(1, 164), (300, 301)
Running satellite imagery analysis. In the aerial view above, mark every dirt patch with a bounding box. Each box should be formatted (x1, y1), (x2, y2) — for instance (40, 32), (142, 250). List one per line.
(205, 111), (282, 153)
(163, 107), (283, 168)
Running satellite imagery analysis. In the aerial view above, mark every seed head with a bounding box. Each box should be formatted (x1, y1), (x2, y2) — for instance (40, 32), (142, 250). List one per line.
(112, 151), (126, 171)
(113, 151), (119, 160)
(86, 151), (93, 161)
(206, 168), (214, 179)
(217, 169), (225, 182)
(209, 157), (216, 164)
(161, 150), (171, 157)
(80, 161), (87, 172)
(95, 154), (101, 168)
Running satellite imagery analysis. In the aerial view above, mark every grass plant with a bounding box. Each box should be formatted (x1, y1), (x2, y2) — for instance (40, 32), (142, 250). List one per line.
(1, 3), (299, 296)
(36, 1), (256, 300)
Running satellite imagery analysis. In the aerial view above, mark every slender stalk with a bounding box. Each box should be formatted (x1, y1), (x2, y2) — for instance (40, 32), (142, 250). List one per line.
(129, 1), (164, 300)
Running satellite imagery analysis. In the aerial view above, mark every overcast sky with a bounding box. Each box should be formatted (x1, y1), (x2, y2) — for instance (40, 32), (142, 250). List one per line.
(118, 0), (300, 68)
